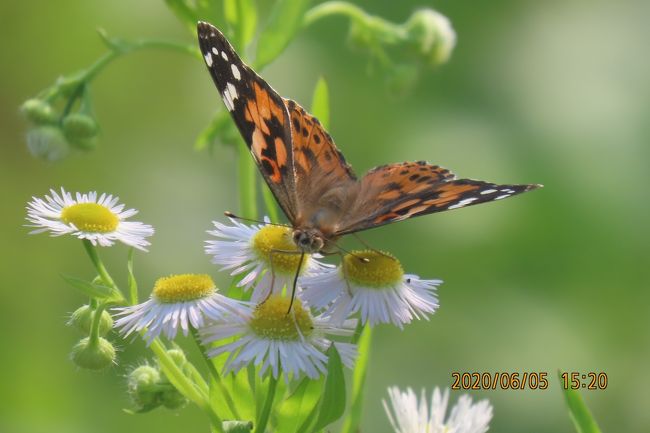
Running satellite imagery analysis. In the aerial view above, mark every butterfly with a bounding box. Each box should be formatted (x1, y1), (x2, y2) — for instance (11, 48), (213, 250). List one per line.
(197, 22), (540, 255)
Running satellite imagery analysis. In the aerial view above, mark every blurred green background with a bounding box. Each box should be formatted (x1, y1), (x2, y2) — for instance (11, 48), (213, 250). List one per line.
(1, 0), (649, 432)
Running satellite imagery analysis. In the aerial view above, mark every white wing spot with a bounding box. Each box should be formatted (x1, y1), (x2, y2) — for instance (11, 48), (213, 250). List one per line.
(501, 189), (515, 194)
(231, 64), (241, 80)
(221, 51), (228, 61)
(211, 47), (219, 55)
(447, 197), (478, 210)
(204, 52), (213, 67)
(222, 91), (234, 111)
(480, 189), (497, 195)
(226, 82), (238, 100)
(495, 194), (511, 200)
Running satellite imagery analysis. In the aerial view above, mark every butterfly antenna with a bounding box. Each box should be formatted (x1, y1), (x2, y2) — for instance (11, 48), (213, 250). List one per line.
(287, 252), (305, 314)
(328, 240), (370, 263)
(224, 211), (288, 227)
(351, 233), (397, 261)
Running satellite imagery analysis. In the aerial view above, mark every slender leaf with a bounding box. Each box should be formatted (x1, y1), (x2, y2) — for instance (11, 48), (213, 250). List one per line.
(255, 0), (310, 68)
(223, 0), (257, 51)
(311, 346), (347, 431)
(164, 0), (198, 32)
(126, 248), (138, 304)
(274, 376), (324, 433)
(310, 77), (330, 130)
(559, 372), (602, 433)
(341, 325), (372, 433)
(60, 274), (114, 298)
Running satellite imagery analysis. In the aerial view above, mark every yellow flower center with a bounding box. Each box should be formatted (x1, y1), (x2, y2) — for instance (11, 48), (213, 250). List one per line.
(249, 295), (314, 340)
(61, 203), (119, 233)
(343, 250), (404, 288)
(252, 225), (306, 275)
(152, 274), (215, 303)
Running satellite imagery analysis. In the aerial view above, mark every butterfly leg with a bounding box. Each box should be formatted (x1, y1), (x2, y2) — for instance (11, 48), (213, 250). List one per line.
(266, 249), (305, 313)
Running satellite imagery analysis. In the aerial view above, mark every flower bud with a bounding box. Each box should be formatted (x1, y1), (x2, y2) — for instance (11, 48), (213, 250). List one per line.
(63, 113), (99, 140)
(160, 387), (188, 410)
(71, 336), (116, 370)
(68, 305), (114, 336)
(127, 365), (162, 410)
(165, 348), (187, 370)
(26, 125), (70, 162)
(21, 99), (58, 125)
(406, 9), (456, 67)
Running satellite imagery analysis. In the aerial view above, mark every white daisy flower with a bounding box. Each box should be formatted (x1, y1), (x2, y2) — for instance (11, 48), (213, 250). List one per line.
(200, 294), (357, 379)
(205, 217), (328, 302)
(114, 274), (247, 343)
(383, 387), (493, 433)
(26, 188), (154, 251)
(301, 250), (441, 329)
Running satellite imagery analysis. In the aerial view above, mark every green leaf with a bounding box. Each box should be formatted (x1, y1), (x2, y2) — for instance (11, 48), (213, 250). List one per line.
(311, 346), (347, 431)
(194, 110), (234, 151)
(341, 325), (372, 433)
(126, 248), (138, 304)
(223, 0), (257, 51)
(559, 372), (602, 433)
(274, 376), (324, 433)
(255, 0), (310, 69)
(164, 0), (199, 32)
(310, 77), (330, 130)
(60, 274), (114, 299)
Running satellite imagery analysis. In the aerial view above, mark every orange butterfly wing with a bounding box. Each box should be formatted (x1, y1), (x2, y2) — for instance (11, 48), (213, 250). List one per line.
(337, 162), (540, 235)
(198, 22), (298, 221)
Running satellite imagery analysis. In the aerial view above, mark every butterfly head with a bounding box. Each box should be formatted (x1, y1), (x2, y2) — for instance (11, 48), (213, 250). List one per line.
(292, 229), (325, 254)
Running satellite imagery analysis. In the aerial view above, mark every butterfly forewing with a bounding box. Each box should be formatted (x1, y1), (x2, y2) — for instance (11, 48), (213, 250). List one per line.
(336, 162), (540, 235)
(197, 22), (298, 221)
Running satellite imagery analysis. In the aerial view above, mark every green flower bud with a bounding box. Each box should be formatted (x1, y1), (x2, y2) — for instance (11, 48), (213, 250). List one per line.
(68, 305), (114, 336)
(21, 99), (58, 125)
(165, 348), (187, 369)
(69, 136), (98, 151)
(406, 9), (456, 67)
(26, 125), (70, 162)
(127, 365), (162, 411)
(160, 387), (188, 410)
(71, 336), (116, 370)
(63, 113), (99, 140)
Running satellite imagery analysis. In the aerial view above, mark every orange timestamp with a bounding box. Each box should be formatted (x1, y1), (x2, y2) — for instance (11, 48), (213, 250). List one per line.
(451, 371), (549, 390)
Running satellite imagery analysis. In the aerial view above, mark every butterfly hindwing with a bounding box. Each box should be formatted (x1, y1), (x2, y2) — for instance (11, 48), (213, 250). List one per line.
(337, 162), (540, 235)
(284, 99), (357, 227)
(197, 22), (298, 220)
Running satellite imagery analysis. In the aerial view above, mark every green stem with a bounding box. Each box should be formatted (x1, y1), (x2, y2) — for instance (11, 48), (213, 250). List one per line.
(126, 248), (138, 305)
(150, 338), (225, 432)
(190, 327), (241, 419)
(81, 240), (124, 302)
(341, 325), (373, 433)
(88, 302), (109, 345)
(304, 1), (406, 41)
(255, 374), (278, 433)
(48, 38), (199, 102)
(237, 140), (258, 218)
(261, 180), (280, 223)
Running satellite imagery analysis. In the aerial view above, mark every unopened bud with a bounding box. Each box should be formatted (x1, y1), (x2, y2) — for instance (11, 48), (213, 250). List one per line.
(68, 305), (114, 336)
(160, 387), (188, 409)
(406, 9), (456, 67)
(21, 99), (58, 125)
(63, 113), (99, 140)
(127, 365), (162, 410)
(26, 126), (70, 162)
(71, 336), (116, 370)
